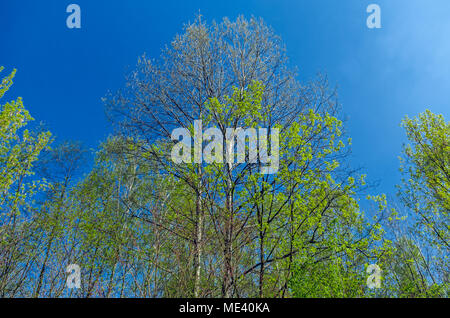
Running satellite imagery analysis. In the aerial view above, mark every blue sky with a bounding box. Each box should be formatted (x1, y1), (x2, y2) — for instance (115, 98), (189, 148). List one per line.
(1, 0), (449, 198)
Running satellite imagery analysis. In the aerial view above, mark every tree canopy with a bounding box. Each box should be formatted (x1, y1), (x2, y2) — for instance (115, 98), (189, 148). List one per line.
(0, 15), (448, 298)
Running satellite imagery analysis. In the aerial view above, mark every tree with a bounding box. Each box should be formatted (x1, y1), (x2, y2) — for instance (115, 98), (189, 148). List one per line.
(31, 141), (87, 297)
(384, 110), (450, 298)
(0, 66), (52, 296)
(398, 110), (449, 250)
(376, 201), (448, 298)
(105, 14), (389, 296)
(105, 15), (308, 296)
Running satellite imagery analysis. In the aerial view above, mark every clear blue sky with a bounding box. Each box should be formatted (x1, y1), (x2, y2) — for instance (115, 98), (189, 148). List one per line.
(1, 0), (449, 198)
